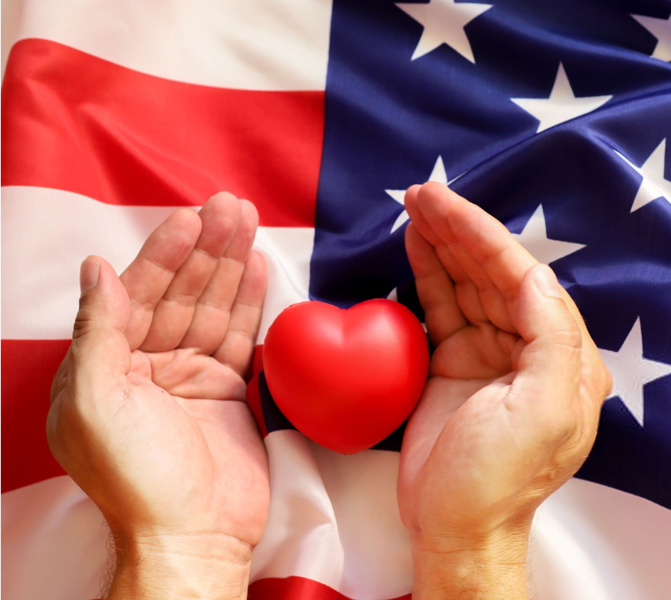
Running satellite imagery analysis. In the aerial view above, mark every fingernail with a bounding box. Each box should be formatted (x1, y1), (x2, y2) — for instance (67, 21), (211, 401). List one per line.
(532, 264), (563, 298)
(80, 258), (100, 294)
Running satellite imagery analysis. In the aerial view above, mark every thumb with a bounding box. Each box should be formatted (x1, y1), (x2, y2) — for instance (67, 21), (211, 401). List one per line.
(70, 256), (132, 379)
(511, 264), (583, 426)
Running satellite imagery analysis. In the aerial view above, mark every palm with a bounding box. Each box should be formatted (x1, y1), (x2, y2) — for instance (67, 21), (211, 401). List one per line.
(399, 323), (519, 533)
(123, 347), (267, 545)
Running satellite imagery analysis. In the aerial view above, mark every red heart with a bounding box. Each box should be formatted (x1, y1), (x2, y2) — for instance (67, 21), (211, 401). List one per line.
(263, 299), (429, 454)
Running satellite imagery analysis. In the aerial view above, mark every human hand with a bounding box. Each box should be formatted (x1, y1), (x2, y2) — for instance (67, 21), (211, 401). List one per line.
(47, 193), (269, 600)
(397, 183), (612, 600)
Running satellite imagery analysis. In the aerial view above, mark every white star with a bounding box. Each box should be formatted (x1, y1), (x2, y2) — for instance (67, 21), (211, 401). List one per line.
(396, 0), (493, 63)
(511, 204), (585, 264)
(386, 156), (463, 233)
(600, 318), (671, 427)
(614, 139), (671, 212)
(511, 64), (612, 133)
(632, 12), (671, 62)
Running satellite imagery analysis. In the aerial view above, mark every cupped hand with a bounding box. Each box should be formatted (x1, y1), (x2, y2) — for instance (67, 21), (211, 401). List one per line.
(397, 183), (611, 580)
(47, 193), (269, 597)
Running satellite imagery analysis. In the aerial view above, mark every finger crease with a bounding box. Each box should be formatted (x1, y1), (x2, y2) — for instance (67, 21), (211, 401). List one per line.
(162, 293), (200, 308)
(193, 246), (223, 262)
(129, 296), (155, 313)
(140, 254), (181, 276)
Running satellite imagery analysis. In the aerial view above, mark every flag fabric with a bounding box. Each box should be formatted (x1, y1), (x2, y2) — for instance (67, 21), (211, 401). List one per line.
(2, 1), (671, 599)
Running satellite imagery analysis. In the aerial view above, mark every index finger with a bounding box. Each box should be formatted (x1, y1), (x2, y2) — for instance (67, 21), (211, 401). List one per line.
(417, 182), (538, 303)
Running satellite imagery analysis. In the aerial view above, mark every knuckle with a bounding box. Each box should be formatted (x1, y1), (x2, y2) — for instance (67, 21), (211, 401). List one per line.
(45, 408), (60, 450)
(600, 365), (614, 399)
(50, 353), (71, 404)
(45, 402), (70, 464)
(538, 407), (580, 444)
(549, 323), (582, 352)
(586, 354), (613, 402)
(553, 415), (578, 444)
(72, 306), (96, 339)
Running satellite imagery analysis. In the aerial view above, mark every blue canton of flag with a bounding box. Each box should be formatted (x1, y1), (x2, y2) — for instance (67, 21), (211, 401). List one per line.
(297, 0), (671, 508)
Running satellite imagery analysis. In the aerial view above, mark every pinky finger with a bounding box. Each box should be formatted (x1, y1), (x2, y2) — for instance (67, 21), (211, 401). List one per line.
(213, 251), (268, 378)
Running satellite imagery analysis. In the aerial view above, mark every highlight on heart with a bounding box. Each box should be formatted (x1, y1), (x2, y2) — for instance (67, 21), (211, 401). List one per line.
(262, 299), (430, 454)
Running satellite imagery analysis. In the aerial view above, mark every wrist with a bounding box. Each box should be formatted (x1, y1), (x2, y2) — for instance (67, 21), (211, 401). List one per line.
(106, 531), (252, 600)
(410, 525), (530, 600)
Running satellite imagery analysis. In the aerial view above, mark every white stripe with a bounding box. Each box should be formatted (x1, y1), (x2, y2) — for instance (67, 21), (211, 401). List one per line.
(3, 0), (332, 90)
(4, 449), (671, 600)
(1, 186), (314, 341)
(533, 477), (671, 600)
(251, 431), (413, 599)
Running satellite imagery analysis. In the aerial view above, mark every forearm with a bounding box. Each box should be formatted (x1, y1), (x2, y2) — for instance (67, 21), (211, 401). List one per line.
(105, 532), (252, 600)
(411, 529), (530, 600)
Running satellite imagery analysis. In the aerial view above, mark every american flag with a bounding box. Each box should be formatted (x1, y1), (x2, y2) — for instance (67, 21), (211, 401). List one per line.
(2, 1), (671, 599)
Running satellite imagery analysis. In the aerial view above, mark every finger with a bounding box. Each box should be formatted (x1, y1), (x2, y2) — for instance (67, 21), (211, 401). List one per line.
(417, 184), (602, 372)
(558, 287), (612, 406)
(507, 264), (582, 425)
(417, 182), (537, 303)
(120, 209), (202, 350)
(213, 250), (268, 378)
(140, 193), (242, 352)
(405, 184), (441, 245)
(50, 353), (71, 404)
(411, 184), (494, 327)
(67, 257), (132, 392)
(417, 183), (609, 412)
(405, 224), (467, 345)
(438, 241), (517, 334)
(181, 201), (260, 354)
(434, 243), (490, 326)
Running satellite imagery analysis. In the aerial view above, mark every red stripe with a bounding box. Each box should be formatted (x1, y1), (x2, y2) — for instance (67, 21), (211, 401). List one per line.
(1, 39), (324, 227)
(249, 577), (411, 600)
(1, 339), (69, 493)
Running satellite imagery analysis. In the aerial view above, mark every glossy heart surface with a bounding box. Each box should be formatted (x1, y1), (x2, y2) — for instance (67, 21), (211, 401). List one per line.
(263, 299), (429, 453)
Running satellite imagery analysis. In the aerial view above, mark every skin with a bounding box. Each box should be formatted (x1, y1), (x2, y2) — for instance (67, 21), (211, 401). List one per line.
(47, 192), (270, 600)
(47, 184), (611, 600)
(397, 182), (612, 599)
